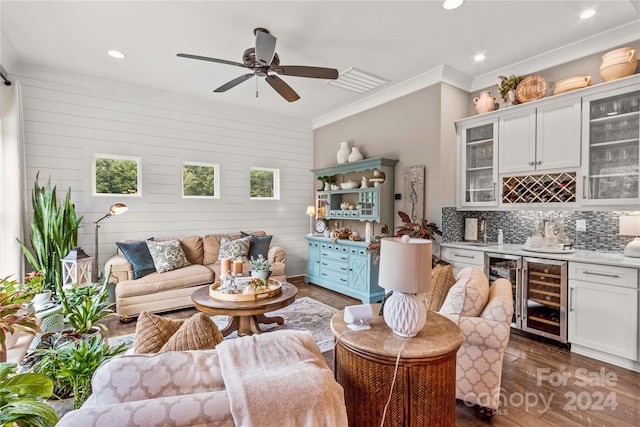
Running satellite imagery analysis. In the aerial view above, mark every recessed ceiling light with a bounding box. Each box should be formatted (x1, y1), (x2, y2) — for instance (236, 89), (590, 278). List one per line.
(107, 50), (126, 59)
(443, 0), (464, 10)
(474, 53), (486, 62)
(580, 9), (596, 20)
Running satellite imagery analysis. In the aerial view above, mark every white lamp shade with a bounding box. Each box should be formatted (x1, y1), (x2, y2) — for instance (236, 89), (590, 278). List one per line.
(619, 216), (640, 236)
(306, 205), (315, 216)
(379, 237), (432, 294)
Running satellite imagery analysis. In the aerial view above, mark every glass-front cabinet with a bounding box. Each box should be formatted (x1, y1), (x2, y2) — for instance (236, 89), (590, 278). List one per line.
(582, 87), (640, 205)
(458, 119), (498, 207)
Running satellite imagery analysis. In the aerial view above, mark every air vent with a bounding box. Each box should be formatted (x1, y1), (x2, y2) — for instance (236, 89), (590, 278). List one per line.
(328, 67), (389, 93)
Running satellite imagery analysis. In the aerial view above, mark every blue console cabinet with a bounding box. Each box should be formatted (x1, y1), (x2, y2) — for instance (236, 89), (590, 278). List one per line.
(304, 236), (384, 304)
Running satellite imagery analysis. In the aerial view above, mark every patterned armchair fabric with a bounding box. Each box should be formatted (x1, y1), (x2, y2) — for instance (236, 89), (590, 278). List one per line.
(439, 267), (514, 412)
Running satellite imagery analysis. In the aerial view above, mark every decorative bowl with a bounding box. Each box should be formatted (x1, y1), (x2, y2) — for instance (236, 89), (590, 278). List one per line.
(553, 75), (592, 95)
(599, 47), (637, 82)
(341, 181), (358, 190)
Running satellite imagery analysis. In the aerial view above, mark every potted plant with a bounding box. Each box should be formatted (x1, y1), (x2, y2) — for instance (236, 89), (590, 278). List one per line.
(317, 175), (334, 191)
(497, 75), (523, 106)
(18, 174), (82, 300)
(249, 255), (272, 281)
(0, 362), (58, 426)
(31, 334), (126, 411)
(0, 276), (40, 363)
(24, 271), (51, 311)
(60, 277), (116, 337)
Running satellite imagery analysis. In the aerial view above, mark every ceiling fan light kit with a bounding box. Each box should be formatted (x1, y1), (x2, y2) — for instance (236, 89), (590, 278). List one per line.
(177, 28), (339, 102)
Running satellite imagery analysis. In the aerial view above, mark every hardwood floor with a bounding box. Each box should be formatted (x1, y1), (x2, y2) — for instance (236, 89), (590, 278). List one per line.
(107, 277), (640, 426)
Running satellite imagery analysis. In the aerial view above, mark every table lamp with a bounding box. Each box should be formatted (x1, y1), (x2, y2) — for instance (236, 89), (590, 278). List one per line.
(379, 235), (432, 337)
(306, 205), (315, 235)
(94, 203), (128, 281)
(619, 215), (640, 258)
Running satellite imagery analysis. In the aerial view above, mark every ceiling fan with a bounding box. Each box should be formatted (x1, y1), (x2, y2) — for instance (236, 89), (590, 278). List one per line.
(177, 27), (339, 102)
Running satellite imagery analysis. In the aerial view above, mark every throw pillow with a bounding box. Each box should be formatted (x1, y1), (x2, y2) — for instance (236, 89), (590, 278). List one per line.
(116, 238), (156, 279)
(427, 264), (456, 312)
(439, 267), (489, 318)
(241, 231), (273, 261)
(160, 313), (224, 352)
(146, 239), (191, 273)
(134, 311), (185, 354)
(217, 236), (251, 263)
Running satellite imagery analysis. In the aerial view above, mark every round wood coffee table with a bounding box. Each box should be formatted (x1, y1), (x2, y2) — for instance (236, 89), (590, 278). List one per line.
(191, 281), (298, 337)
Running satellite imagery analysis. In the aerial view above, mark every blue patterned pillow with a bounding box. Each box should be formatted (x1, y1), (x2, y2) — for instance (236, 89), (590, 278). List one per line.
(217, 237), (251, 263)
(146, 239), (191, 273)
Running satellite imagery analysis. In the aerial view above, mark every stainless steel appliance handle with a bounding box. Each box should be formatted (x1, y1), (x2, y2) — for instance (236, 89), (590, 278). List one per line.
(583, 270), (619, 278)
(569, 287), (574, 312)
(515, 267), (522, 319)
(582, 176), (587, 199)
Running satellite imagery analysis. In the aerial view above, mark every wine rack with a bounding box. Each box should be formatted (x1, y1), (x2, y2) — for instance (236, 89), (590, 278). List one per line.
(502, 172), (576, 204)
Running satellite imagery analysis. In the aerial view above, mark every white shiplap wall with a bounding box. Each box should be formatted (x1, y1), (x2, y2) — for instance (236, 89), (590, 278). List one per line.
(15, 65), (314, 277)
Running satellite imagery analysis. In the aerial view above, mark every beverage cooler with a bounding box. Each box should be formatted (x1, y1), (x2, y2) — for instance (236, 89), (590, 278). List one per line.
(486, 254), (568, 344)
(485, 253), (521, 327)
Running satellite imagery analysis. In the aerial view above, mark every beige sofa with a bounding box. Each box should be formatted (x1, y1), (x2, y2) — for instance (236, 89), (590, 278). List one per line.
(105, 231), (287, 318)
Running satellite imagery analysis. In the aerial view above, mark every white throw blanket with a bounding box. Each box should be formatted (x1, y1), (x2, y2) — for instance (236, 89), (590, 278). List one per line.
(217, 330), (348, 427)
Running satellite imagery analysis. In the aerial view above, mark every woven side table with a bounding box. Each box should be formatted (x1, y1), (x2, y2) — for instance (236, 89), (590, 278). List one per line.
(330, 305), (462, 427)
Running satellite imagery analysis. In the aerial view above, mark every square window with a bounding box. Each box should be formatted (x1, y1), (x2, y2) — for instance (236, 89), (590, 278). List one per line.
(183, 162), (220, 198)
(250, 167), (279, 200)
(93, 154), (141, 196)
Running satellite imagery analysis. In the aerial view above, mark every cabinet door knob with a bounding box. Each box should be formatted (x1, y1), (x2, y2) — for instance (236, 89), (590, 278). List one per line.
(537, 160), (542, 165)
(528, 161), (534, 166)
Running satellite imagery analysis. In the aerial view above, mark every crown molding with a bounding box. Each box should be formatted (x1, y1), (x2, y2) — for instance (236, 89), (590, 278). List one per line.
(312, 20), (640, 129)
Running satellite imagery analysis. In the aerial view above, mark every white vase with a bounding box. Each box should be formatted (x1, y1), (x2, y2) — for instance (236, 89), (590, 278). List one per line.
(337, 141), (350, 164)
(251, 270), (269, 281)
(32, 291), (52, 311)
(348, 147), (364, 162)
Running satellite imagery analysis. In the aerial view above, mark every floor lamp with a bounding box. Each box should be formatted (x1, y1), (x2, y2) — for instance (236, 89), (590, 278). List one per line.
(94, 203), (128, 281)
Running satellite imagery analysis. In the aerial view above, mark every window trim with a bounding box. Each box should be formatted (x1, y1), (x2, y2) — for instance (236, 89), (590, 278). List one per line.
(249, 167), (280, 200)
(182, 161), (220, 199)
(92, 154), (142, 197)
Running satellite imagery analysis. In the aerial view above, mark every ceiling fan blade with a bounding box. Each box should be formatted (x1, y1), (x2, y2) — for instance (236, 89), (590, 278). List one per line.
(255, 29), (277, 66)
(214, 74), (254, 92)
(273, 66), (339, 80)
(177, 53), (248, 69)
(265, 75), (300, 102)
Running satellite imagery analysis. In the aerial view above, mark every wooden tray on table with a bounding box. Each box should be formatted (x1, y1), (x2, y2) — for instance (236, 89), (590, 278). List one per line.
(209, 278), (282, 301)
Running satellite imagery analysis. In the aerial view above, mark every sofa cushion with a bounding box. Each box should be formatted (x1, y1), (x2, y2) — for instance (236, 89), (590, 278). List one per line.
(203, 234), (233, 265)
(439, 267), (489, 318)
(160, 313), (224, 352)
(134, 311), (185, 354)
(427, 264), (456, 312)
(116, 265), (214, 298)
(116, 239), (156, 279)
(178, 235), (204, 265)
(147, 239), (191, 273)
(217, 237), (251, 263)
(241, 231), (273, 260)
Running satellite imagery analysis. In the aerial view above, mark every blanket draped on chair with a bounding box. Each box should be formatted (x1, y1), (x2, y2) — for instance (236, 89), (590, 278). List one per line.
(217, 330), (348, 427)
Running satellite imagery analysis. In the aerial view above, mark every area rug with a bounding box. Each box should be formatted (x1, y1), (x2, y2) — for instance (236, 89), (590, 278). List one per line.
(108, 297), (338, 353)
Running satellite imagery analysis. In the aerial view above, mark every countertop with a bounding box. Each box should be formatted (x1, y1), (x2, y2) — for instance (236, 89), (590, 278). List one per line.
(442, 242), (640, 269)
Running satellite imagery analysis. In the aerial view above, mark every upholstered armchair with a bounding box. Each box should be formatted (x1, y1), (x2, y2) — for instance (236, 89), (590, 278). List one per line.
(438, 267), (514, 420)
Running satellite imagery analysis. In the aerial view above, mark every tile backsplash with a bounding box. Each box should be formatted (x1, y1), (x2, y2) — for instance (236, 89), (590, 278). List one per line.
(442, 207), (639, 252)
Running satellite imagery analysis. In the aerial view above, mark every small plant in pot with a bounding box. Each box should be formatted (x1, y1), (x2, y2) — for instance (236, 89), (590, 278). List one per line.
(497, 75), (523, 107)
(0, 276), (41, 363)
(0, 362), (58, 426)
(249, 255), (272, 281)
(24, 271), (51, 311)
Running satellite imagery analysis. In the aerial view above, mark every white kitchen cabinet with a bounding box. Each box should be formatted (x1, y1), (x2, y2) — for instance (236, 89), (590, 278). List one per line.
(568, 262), (639, 367)
(457, 119), (498, 207)
(441, 246), (485, 276)
(499, 98), (581, 174)
(581, 83), (640, 206)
